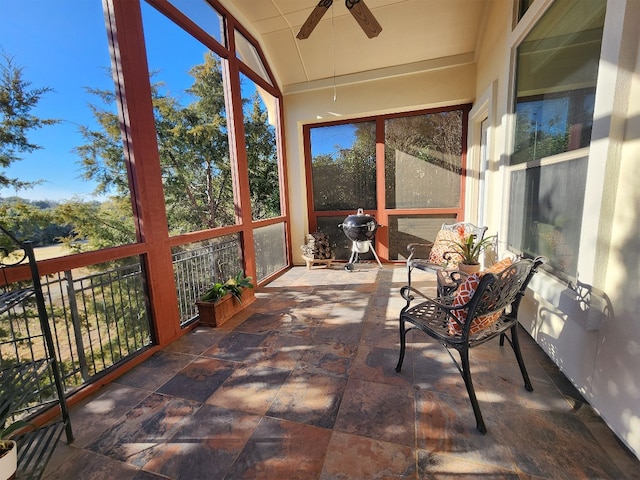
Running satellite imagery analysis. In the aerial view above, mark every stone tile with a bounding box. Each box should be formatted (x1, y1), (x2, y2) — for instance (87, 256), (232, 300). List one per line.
(157, 357), (236, 402)
(43, 445), (139, 480)
(267, 371), (347, 429)
(225, 417), (332, 479)
(114, 351), (195, 392)
(87, 393), (201, 467)
(474, 361), (571, 412)
(349, 344), (413, 388)
(321, 431), (416, 479)
(162, 327), (228, 355)
(412, 350), (472, 399)
(140, 404), (261, 480)
(243, 331), (312, 370)
(312, 321), (364, 350)
(44, 265), (640, 480)
(495, 404), (628, 480)
(418, 451), (520, 479)
(234, 311), (289, 334)
(334, 378), (415, 447)
(206, 364), (291, 415)
(415, 389), (515, 471)
(65, 383), (151, 448)
(201, 331), (267, 362)
(359, 312), (399, 349)
(296, 341), (356, 378)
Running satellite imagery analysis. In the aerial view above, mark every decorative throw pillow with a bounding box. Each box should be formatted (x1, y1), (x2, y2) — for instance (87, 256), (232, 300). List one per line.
(427, 229), (463, 267)
(448, 257), (513, 335)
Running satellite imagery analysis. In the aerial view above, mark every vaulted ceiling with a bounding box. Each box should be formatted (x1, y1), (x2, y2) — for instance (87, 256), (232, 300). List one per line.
(220, 0), (493, 93)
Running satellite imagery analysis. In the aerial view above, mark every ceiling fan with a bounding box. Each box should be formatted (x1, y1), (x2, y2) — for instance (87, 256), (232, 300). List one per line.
(297, 0), (383, 40)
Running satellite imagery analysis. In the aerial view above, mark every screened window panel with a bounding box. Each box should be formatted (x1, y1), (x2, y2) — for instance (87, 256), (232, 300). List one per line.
(142, 4), (235, 234)
(240, 73), (281, 221)
(253, 223), (287, 282)
(235, 29), (272, 86)
(167, 0), (225, 46)
(385, 111), (463, 209)
(310, 122), (377, 211)
(387, 214), (458, 261)
(0, 2), (137, 256)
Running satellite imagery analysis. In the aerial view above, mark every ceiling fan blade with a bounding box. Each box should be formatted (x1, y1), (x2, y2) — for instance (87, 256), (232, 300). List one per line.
(297, 0), (333, 40)
(346, 0), (382, 38)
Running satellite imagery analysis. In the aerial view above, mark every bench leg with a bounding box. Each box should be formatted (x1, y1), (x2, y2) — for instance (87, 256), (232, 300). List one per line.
(395, 317), (407, 372)
(459, 347), (487, 434)
(509, 325), (533, 391)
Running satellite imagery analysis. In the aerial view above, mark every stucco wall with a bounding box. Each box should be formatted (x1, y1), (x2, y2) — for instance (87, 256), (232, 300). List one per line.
(474, 0), (640, 458)
(283, 63), (476, 264)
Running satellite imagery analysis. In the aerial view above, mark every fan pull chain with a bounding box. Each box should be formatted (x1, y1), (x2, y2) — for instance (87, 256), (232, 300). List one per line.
(332, 3), (337, 102)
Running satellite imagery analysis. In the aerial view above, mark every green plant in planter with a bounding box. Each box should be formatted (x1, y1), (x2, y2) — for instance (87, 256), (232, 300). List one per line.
(0, 418), (32, 477)
(1, 419), (30, 449)
(200, 271), (253, 303)
(447, 227), (497, 266)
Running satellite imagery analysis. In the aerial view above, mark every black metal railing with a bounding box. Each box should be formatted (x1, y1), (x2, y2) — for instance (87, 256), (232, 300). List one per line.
(1, 257), (152, 392)
(172, 236), (242, 327)
(1, 236), (242, 401)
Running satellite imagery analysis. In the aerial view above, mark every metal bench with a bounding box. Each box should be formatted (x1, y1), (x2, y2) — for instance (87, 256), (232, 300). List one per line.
(396, 256), (546, 433)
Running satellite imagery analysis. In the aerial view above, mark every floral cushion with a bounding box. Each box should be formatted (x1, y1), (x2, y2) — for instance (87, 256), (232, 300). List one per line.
(427, 229), (463, 267)
(448, 257), (513, 335)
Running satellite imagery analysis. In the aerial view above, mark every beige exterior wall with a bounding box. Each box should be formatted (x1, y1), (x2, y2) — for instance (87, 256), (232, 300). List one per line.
(471, 0), (640, 458)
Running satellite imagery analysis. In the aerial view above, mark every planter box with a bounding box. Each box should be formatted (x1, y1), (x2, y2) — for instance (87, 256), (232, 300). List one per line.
(196, 290), (253, 327)
(0, 440), (17, 480)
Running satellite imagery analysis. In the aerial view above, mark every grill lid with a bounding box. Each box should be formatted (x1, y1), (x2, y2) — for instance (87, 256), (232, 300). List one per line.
(339, 208), (379, 242)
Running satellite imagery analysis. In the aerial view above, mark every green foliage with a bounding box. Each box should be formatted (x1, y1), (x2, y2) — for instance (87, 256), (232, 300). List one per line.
(311, 122), (377, 211)
(69, 51), (280, 243)
(244, 90), (280, 220)
(200, 271), (253, 303)
(448, 229), (497, 265)
(0, 419), (31, 450)
(0, 200), (70, 254)
(0, 53), (59, 190)
(52, 198), (136, 253)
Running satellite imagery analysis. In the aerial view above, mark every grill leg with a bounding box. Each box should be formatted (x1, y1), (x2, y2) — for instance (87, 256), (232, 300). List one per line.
(369, 242), (383, 268)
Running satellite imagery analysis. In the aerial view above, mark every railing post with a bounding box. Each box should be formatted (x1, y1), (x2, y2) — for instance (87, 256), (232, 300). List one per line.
(64, 270), (90, 382)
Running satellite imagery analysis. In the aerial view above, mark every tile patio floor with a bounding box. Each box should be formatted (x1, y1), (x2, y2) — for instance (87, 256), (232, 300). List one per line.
(43, 264), (639, 479)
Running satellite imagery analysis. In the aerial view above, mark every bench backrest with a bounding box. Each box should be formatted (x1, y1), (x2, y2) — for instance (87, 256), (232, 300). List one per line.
(462, 257), (545, 335)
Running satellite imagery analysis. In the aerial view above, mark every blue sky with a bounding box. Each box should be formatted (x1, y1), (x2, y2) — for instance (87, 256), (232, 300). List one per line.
(0, 1), (209, 202)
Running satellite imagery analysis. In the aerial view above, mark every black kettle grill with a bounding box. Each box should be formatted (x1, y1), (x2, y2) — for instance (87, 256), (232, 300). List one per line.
(338, 208), (383, 271)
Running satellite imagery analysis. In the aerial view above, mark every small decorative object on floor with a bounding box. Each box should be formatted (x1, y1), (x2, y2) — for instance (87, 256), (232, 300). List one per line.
(301, 232), (334, 269)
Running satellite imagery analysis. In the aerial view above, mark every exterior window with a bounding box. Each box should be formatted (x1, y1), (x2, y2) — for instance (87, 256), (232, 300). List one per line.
(518, 0), (535, 21)
(508, 0), (605, 277)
